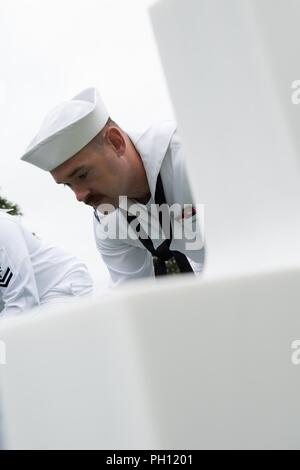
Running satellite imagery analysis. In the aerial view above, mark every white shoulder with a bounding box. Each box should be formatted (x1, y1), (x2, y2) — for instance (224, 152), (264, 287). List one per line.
(0, 213), (22, 241)
(170, 127), (183, 146)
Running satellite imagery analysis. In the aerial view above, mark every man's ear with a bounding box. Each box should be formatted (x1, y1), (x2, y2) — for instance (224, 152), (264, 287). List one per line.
(105, 127), (126, 156)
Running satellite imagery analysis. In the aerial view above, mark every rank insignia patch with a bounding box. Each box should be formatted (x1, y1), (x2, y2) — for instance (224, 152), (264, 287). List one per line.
(0, 267), (13, 288)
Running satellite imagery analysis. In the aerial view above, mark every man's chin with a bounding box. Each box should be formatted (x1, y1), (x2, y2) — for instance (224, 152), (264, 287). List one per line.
(95, 199), (118, 214)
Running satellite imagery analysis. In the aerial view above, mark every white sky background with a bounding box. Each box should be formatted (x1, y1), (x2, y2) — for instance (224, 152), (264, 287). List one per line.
(0, 0), (175, 289)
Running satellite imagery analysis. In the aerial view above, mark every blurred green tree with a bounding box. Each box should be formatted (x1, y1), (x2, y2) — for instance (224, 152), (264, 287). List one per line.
(0, 194), (22, 216)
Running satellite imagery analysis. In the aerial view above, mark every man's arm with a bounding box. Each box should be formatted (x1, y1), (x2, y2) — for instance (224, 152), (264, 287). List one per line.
(0, 217), (40, 317)
(93, 216), (154, 286)
(97, 239), (154, 286)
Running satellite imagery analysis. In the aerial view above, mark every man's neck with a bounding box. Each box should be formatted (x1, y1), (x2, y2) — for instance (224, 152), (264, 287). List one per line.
(127, 137), (151, 204)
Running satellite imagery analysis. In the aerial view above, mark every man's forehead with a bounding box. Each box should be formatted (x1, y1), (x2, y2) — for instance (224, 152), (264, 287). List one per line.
(51, 152), (86, 181)
(50, 139), (100, 181)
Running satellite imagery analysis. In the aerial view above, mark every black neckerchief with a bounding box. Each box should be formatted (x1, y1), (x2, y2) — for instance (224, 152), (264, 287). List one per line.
(127, 174), (194, 276)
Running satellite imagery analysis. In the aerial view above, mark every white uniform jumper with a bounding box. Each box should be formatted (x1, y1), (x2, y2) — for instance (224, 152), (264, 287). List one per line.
(93, 121), (205, 285)
(0, 211), (93, 318)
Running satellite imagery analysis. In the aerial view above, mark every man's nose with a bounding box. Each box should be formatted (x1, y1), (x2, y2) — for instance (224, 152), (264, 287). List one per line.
(74, 188), (90, 203)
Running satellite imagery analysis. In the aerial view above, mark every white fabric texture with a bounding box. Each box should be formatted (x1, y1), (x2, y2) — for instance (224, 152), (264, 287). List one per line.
(0, 212), (93, 318)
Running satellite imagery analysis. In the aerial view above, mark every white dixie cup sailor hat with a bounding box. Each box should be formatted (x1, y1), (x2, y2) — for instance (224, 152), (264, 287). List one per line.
(20, 87), (109, 171)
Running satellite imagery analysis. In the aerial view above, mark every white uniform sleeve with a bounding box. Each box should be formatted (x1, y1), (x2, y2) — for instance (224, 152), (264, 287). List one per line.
(166, 129), (205, 265)
(0, 218), (40, 318)
(93, 219), (154, 286)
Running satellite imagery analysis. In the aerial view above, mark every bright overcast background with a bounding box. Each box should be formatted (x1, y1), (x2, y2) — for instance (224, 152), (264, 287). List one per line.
(0, 0), (175, 289)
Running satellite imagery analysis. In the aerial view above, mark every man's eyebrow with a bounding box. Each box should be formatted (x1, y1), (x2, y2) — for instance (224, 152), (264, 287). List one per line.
(69, 166), (86, 178)
(59, 166), (86, 183)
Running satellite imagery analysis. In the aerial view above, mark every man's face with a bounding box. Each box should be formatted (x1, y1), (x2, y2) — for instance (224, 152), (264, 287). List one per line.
(51, 134), (129, 210)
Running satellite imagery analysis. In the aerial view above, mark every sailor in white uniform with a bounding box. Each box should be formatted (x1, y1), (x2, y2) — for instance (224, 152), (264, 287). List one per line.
(0, 211), (93, 318)
(20, 87), (205, 286)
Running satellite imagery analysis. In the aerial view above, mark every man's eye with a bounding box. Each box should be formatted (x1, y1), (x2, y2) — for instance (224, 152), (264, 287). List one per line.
(63, 183), (71, 189)
(78, 172), (87, 180)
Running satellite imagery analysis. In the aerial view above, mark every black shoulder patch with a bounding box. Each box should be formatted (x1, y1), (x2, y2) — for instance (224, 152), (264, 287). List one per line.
(0, 267), (13, 288)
